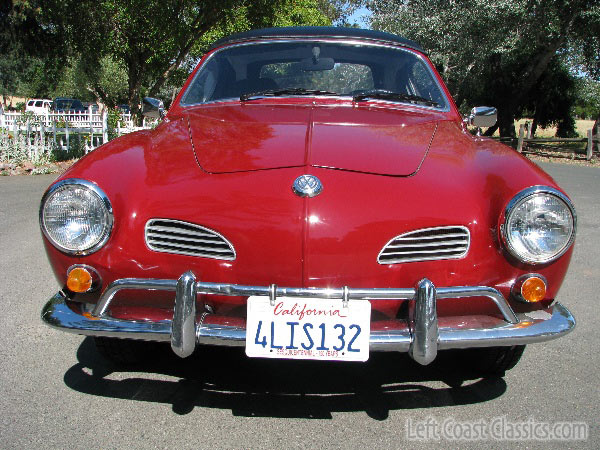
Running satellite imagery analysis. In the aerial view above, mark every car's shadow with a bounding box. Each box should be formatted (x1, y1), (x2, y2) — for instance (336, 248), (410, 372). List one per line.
(64, 337), (506, 419)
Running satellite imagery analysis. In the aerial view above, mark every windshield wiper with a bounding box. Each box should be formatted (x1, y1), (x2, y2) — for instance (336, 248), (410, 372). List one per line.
(240, 88), (340, 101)
(352, 89), (439, 107)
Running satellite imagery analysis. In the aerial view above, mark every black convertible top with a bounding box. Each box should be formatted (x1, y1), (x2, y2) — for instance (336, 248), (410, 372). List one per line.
(210, 26), (424, 53)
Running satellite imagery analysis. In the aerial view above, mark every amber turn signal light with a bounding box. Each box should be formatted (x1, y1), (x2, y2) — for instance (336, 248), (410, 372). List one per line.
(520, 276), (546, 302)
(66, 267), (93, 293)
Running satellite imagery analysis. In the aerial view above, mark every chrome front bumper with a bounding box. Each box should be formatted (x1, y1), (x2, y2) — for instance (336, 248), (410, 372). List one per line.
(41, 273), (576, 365)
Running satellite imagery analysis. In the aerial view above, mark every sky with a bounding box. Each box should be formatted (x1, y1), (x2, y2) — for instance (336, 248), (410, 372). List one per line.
(348, 6), (371, 28)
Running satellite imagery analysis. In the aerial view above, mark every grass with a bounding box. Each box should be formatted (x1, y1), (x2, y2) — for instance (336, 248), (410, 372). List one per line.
(511, 119), (595, 138)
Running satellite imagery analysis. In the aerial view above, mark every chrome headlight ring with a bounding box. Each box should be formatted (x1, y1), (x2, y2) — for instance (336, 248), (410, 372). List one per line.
(501, 186), (576, 265)
(40, 179), (113, 255)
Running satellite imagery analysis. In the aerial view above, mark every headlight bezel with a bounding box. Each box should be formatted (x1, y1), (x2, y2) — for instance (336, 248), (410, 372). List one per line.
(501, 186), (576, 265)
(40, 178), (114, 256)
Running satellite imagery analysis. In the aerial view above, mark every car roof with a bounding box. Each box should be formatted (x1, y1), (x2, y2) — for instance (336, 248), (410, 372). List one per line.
(209, 26), (424, 53)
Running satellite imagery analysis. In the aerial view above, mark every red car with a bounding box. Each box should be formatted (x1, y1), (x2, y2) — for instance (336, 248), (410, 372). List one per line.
(41, 27), (576, 375)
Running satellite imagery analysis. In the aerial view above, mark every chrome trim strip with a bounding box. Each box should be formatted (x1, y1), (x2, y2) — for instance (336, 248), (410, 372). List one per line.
(171, 271), (197, 358)
(146, 226), (218, 239)
(436, 286), (518, 324)
(197, 323), (247, 347)
(384, 248), (468, 256)
(92, 278), (178, 317)
(180, 39), (450, 112)
(387, 240), (468, 248)
(41, 293), (575, 351)
(147, 241), (233, 254)
(197, 283), (418, 301)
(409, 279), (439, 365)
(40, 179), (114, 256)
(501, 186), (577, 264)
(389, 233), (468, 242)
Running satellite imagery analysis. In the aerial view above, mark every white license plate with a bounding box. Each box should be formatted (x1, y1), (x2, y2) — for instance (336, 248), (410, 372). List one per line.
(245, 296), (371, 362)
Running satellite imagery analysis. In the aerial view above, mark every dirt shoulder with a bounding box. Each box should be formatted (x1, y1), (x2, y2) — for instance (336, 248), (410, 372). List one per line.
(0, 160), (76, 176)
(524, 149), (599, 168)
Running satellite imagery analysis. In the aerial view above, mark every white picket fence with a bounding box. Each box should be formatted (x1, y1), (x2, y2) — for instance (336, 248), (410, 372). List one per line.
(0, 109), (155, 153)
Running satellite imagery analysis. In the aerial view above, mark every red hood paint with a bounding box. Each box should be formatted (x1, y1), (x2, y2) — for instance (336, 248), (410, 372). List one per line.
(186, 103), (440, 176)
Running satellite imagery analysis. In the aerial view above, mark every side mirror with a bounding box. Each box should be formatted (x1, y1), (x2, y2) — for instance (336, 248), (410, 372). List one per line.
(142, 97), (165, 119)
(467, 106), (497, 128)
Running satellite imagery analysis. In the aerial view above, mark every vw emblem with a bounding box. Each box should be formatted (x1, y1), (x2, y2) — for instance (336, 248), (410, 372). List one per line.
(292, 175), (323, 198)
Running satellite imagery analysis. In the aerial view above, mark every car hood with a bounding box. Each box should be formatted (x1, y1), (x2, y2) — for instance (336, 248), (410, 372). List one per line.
(186, 104), (440, 176)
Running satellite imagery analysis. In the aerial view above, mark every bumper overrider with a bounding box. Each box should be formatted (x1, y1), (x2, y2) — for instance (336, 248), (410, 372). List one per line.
(41, 271), (575, 365)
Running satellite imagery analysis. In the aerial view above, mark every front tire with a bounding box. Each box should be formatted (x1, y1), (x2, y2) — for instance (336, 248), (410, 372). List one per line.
(464, 345), (526, 376)
(94, 337), (150, 364)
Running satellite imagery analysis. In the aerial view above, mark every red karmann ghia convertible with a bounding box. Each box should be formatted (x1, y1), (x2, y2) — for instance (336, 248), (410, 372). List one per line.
(41, 27), (576, 375)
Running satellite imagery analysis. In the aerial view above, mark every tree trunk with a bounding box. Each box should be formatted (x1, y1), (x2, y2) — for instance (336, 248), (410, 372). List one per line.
(593, 117), (599, 154)
(498, 12), (579, 138)
(497, 105), (516, 138)
(531, 117), (538, 138)
(127, 57), (145, 126)
(148, 8), (220, 98)
(483, 124), (498, 137)
(148, 22), (212, 98)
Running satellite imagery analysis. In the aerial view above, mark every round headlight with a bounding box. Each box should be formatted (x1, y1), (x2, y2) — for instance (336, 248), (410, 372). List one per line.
(502, 186), (576, 264)
(40, 179), (113, 255)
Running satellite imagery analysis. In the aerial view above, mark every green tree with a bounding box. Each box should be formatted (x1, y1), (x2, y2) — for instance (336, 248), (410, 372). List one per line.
(52, 0), (334, 120)
(6, 0), (342, 118)
(316, 0), (365, 25)
(1, 1), (67, 103)
(51, 56), (129, 106)
(526, 60), (578, 137)
(574, 78), (600, 119)
(368, 0), (600, 136)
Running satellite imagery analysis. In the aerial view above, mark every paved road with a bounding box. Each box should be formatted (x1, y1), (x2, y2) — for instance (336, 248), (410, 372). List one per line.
(0, 163), (598, 449)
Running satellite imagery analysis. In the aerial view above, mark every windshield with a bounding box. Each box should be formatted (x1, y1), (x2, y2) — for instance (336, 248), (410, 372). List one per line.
(54, 99), (83, 110)
(181, 41), (448, 109)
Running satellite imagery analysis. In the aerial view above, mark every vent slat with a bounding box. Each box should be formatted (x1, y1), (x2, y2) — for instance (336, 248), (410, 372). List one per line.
(378, 226), (469, 264)
(146, 225), (216, 239)
(150, 247), (232, 260)
(391, 233), (468, 241)
(381, 247), (467, 257)
(146, 232), (225, 246)
(386, 239), (468, 249)
(147, 240), (233, 253)
(145, 219), (235, 260)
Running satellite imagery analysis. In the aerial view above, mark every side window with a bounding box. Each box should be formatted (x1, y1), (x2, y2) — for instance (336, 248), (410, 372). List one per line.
(182, 58), (220, 104)
(35, 101), (42, 107)
(28, 100), (34, 106)
(409, 60), (445, 107)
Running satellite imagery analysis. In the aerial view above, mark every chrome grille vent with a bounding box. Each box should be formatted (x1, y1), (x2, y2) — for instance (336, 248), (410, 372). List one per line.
(378, 226), (470, 264)
(145, 219), (235, 260)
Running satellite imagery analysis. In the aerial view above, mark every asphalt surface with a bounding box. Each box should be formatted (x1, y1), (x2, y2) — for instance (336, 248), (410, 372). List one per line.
(0, 162), (598, 449)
